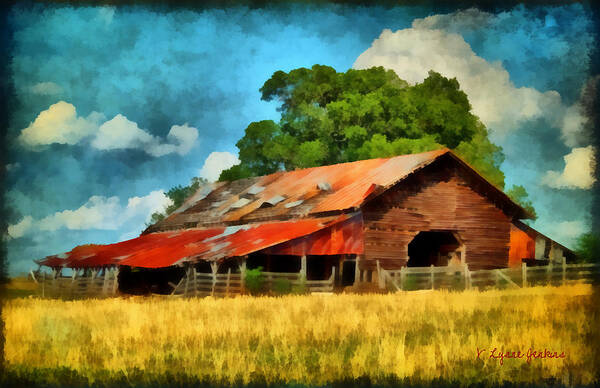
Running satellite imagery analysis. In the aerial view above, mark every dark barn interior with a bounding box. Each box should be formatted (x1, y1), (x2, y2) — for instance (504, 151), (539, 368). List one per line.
(407, 231), (461, 267)
(118, 266), (186, 295)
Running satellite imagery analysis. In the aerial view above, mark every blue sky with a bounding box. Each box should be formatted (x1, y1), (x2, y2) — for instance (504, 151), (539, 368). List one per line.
(5, 3), (596, 275)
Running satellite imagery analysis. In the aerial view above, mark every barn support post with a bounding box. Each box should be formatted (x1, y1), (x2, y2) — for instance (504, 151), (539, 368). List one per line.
(547, 261), (552, 286)
(354, 255), (361, 285)
(210, 262), (218, 297)
(338, 255), (345, 285)
(430, 264), (434, 290)
(464, 264), (469, 290)
(522, 262), (528, 287)
(562, 257), (567, 285)
(300, 255), (307, 281)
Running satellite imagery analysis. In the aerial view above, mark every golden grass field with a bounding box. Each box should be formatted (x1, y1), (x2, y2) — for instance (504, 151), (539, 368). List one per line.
(3, 284), (598, 387)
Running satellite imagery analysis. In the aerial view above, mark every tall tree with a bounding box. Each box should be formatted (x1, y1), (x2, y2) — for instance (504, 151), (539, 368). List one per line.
(220, 65), (507, 189)
(573, 232), (600, 263)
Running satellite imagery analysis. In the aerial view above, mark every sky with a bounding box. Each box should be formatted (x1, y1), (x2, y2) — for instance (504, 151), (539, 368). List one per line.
(4, 3), (597, 275)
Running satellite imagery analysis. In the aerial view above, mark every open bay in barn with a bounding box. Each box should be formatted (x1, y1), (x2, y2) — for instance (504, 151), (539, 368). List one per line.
(3, 284), (597, 388)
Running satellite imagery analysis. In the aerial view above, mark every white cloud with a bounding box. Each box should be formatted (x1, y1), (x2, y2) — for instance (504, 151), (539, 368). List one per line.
(353, 27), (567, 143)
(18, 101), (104, 146)
(199, 151), (240, 182)
(8, 190), (172, 239)
(560, 104), (588, 148)
(145, 123), (199, 157)
(20, 103), (198, 157)
(91, 115), (199, 157)
(91, 114), (156, 152)
(408, 8), (593, 149)
(412, 8), (493, 31)
(124, 190), (173, 220)
(31, 82), (63, 95)
(542, 146), (596, 189)
(7, 216), (34, 239)
(38, 196), (122, 231)
(167, 124), (199, 155)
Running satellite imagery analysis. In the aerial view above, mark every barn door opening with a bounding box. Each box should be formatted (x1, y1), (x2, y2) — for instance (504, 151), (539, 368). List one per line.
(407, 231), (463, 267)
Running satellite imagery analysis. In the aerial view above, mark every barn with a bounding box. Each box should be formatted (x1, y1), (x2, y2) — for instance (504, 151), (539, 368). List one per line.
(35, 148), (574, 295)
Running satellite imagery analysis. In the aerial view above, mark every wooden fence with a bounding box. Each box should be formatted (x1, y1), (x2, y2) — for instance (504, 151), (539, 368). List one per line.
(378, 258), (600, 292)
(171, 267), (336, 297)
(31, 268), (119, 298)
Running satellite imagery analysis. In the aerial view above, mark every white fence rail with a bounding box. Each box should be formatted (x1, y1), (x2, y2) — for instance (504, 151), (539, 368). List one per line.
(378, 258), (600, 292)
(32, 268), (119, 299)
(171, 267), (335, 297)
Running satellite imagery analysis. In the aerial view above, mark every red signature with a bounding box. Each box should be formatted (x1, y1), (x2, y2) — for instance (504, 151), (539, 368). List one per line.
(477, 347), (566, 365)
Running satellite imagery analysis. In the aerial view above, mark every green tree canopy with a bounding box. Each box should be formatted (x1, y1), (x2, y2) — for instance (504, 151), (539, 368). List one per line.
(573, 232), (600, 263)
(220, 65), (506, 190)
(506, 185), (537, 220)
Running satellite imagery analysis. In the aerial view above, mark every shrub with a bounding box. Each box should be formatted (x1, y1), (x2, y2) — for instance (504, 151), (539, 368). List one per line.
(244, 267), (264, 295)
(273, 278), (292, 295)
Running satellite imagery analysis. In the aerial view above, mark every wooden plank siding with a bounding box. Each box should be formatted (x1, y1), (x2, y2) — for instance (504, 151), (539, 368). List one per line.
(361, 158), (513, 271)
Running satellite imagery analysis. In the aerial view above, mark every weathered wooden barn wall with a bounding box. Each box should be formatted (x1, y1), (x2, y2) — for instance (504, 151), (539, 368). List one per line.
(361, 156), (514, 271)
(508, 224), (536, 267)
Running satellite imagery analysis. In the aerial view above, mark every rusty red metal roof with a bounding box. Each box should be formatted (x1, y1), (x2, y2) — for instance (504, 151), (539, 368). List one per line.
(147, 148), (451, 232)
(38, 214), (362, 269)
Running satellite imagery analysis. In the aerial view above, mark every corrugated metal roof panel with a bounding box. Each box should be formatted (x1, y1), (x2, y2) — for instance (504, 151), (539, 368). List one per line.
(38, 215), (357, 269)
(247, 185), (265, 195)
(151, 149), (451, 230)
(230, 197), (251, 208)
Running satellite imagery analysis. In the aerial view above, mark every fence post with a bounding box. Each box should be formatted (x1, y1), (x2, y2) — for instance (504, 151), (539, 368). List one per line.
(51, 269), (57, 298)
(240, 259), (247, 293)
(210, 262), (218, 297)
(226, 268), (231, 297)
(467, 266), (472, 290)
(562, 257), (566, 286)
(430, 264), (434, 290)
(301, 255), (307, 277)
(376, 260), (385, 289)
(547, 261), (552, 286)
(114, 268), (120, 295)
(464, 264), (469, 290)
(193, 266), (198, 297)
(522, 262), (527, 288)
(330, 266), (336, 291)
(400, 267), (405, 291)
(42, 271), (45, 298)
(184, 266), (190, 296)
(102, 268), (109, 295)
